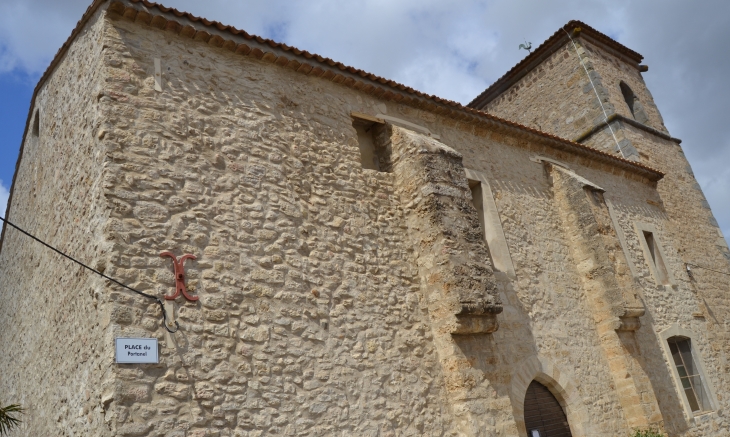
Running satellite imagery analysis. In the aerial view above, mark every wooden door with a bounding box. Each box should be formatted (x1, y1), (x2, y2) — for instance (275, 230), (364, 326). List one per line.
(523, 380), (573, 437)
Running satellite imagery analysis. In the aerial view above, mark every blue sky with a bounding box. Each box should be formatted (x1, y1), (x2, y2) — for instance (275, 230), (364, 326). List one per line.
(0, 71), (33, 216)
(0, 0), (729, 241)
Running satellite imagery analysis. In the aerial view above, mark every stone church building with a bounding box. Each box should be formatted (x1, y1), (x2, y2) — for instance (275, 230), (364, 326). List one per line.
(1, 0), (728, 436)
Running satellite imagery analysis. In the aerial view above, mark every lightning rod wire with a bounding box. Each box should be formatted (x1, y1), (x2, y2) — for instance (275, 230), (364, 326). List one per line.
(562, 27), (625, 158)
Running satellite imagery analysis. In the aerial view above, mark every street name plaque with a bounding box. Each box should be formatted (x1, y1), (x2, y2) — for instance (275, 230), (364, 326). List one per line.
(115, 338), (159, 364)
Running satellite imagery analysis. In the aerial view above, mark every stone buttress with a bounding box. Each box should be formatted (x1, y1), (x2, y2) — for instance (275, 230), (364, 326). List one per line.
(548, 163), (663, 429)
(374, 123), (504, 434)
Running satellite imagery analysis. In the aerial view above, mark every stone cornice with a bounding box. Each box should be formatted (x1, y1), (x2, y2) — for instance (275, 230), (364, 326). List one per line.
(574, 114), (681, 145)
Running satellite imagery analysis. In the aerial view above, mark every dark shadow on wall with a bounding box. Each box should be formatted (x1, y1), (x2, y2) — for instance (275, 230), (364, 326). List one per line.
(625, 304), (692, 435)
(450, 273), (586, 437)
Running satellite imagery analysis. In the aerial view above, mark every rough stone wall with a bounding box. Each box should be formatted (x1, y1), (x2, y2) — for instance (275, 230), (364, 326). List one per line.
(0, 9), (115, 437)
(99, 12), (730, 435)
(352, 104), (708, 436)
(604, 191), (727, 436)
(480, 30), (729, 435)
(483, 43), (592, 140)
(434, 121), (656, 436)
(439, 96), (729, 435)
(383, 125), (503, 435)
(585, 122), (729, 263)
(380, 124), (502, 330)
(548, 164), (661, 428)
(578, 39), (667, 134)
(99, 15), (458, 437)
(4, 6), (730, 437)
(585, 123), (730, 435)
(97, 14), (642, 435)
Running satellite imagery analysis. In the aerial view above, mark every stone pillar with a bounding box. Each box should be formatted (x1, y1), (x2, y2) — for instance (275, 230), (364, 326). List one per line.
(548, 163), (663, 429)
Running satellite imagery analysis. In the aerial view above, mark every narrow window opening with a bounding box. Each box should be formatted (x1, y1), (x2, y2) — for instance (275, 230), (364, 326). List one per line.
(353, 121), (380, 171)
(667, 337), (712, 413)
(469, 180), (486, 240)
(644, 231), (656, 263)
(620, 81), (650, 124)
(620, 81), (636, 118)
(465, 171), (516, 279)
(642, 230), (670, 285)
(352, 114), (389, 172)
(32, 109), (40, 138)
(468, 178), (496, 271)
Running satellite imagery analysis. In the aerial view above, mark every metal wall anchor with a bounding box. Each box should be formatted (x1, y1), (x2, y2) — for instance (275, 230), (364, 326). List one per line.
(160, 251), (198, 301)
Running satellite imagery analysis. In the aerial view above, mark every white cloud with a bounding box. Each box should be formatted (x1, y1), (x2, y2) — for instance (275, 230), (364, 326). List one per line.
(0, 0), (91, 74)
(0, 180), (9, 218)
(696, 148), (730, 240)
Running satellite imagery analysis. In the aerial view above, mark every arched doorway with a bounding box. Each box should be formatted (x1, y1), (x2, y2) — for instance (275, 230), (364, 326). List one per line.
(524, 380), (573, 437)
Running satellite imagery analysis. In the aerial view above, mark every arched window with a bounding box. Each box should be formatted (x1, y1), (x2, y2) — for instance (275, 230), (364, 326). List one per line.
(619, 82), (650, 124)
(619, 81), (636, 117)
(660, 325), (718, 418)
(667, 336), (712, 413)
(524, 380), (573, 437)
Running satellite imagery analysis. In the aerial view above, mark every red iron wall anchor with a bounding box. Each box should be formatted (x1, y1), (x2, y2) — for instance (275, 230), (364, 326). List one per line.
(160, 251), (198, 301)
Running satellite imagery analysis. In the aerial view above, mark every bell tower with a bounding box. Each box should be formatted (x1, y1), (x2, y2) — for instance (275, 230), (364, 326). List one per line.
(470, 21), (730, 431)
(468, 20), (729, 264)
(469, 22), (670, 162)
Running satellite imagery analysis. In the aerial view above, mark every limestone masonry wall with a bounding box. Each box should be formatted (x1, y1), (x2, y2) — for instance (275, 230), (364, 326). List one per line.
(97, 11), (730, 435)
(1, 4), (729, 437)
(0, 9), (114, 437)
(577, 39), (667, 133)
(579, 54), (730, 432)
(99, 15), (456, 437)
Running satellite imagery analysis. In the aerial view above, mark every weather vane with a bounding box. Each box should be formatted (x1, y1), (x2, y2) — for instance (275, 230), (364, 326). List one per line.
(519, 39), (532, 54)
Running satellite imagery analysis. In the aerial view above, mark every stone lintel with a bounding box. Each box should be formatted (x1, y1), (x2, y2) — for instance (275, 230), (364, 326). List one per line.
(452, 314), (499, 335)
(617, 315), (642, 332)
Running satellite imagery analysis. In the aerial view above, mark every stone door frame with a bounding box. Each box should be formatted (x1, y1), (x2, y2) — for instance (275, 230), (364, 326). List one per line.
(510, 356), (588, 437)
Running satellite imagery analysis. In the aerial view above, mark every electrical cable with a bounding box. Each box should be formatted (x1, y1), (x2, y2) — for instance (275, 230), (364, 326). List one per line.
(562, 27), (625, 158)
(0, 215), (179, 333)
